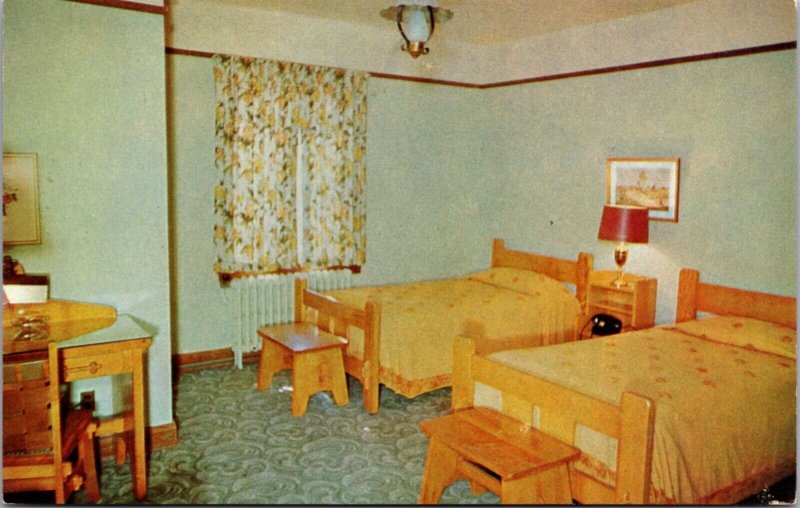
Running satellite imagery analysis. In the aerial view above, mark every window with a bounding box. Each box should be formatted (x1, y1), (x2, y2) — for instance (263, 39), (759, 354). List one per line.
(212, 55), (367, 277)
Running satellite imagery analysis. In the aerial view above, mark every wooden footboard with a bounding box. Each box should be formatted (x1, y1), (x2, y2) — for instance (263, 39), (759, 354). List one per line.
(294, 278), (382, 414)
(452, 334), (656, 505)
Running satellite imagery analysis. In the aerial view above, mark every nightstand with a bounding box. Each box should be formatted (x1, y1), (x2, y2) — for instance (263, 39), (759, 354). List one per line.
(582, 270), (657, 339)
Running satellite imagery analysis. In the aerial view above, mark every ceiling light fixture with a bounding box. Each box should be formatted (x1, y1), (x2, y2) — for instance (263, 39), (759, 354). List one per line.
(380, 2), (453, 58)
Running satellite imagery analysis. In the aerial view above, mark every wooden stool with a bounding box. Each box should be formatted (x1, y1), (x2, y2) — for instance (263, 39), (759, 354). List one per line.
(418, 407), (580, 505)
(257, 322), (349, 416)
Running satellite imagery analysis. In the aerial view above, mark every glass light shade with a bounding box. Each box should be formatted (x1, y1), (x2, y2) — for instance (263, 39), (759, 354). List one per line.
(405, 7), (431, 42)
(380, 4), (452, 58)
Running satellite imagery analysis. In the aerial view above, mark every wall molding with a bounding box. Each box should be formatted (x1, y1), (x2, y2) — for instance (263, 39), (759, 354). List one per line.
(167, 47), (214, 59)
(67, 0), (166, 15)
(166, 41), (796, 89)
(474, 41), (797, 89)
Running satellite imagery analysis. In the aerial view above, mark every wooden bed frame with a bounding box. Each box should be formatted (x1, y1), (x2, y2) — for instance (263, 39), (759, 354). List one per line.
(451, 268), (796, 504)
(294, 238), (593, 414)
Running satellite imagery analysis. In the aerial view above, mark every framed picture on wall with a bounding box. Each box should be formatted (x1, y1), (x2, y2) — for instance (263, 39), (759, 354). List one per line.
(3, 153), (42, 245)
(606, 157), (680, 222)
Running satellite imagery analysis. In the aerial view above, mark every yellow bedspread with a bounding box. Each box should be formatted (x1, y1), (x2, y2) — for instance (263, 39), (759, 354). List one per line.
(325, 267), (580, 397)
(480, 319), (796, 503)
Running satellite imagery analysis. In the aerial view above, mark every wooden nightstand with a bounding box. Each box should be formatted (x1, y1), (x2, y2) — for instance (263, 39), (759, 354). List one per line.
(583, 270), (657, 338)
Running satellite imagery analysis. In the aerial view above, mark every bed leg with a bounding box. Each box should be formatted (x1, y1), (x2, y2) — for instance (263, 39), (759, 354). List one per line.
(362, 302), (381, 414)
(294, 278), (307, 322)
(452, 335), (476, 410)
(576, 251), (593, 313)
(675, 268), (699, 323)
(362, 362), (380, 415)
(616, 392), (655, 504)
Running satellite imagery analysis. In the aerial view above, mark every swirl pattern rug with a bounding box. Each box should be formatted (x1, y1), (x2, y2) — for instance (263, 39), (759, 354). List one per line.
(77, 364), (500, 505)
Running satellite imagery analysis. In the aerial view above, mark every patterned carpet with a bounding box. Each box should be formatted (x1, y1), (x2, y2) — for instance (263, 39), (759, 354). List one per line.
(77, 363), (499, 505)
(7, 362), (792, 505)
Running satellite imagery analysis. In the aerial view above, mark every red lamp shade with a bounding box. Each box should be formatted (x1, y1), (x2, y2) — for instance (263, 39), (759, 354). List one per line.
(598, 205), (649, 244)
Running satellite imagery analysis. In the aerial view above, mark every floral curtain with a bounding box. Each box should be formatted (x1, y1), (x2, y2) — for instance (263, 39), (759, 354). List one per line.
(212, 55), (367, 274)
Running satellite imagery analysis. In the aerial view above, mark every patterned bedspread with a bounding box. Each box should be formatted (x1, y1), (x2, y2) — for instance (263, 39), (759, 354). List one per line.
(325, 267), (580, 397)
(479, 316), (796, 503)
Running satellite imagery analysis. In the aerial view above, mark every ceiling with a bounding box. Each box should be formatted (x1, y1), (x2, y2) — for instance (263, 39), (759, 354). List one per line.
(201, 0), (703, 46)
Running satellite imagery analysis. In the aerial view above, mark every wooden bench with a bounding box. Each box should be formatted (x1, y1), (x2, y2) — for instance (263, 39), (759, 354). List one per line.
(256, 322), (349, 416)
(419, 407), (580, 505)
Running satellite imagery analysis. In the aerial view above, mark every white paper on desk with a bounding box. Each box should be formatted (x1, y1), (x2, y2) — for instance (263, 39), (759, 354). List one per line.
(3, 284), (48, 303)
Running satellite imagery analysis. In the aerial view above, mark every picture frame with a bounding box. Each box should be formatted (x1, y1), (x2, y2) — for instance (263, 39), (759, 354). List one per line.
(606, 157), (680, 222)
(3, 153), (42, 245)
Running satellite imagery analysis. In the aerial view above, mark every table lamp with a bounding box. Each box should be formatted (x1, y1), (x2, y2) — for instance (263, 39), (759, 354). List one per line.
(597, 205), (649, 288)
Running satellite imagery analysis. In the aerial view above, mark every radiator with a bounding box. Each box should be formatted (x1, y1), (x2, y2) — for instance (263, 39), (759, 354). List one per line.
(229, 270), (354, 368)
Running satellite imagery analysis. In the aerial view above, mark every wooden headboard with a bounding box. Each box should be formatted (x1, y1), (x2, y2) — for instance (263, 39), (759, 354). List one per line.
(676, 268), (796, 328)
(490, 238), (594, 307)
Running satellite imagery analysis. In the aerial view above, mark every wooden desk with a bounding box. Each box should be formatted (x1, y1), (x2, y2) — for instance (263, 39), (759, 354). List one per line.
(4, 303), (152, 501)
(56, 315), (152, 501)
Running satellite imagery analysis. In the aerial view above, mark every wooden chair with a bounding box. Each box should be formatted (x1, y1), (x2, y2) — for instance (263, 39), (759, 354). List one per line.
(3, 342), (101, 504)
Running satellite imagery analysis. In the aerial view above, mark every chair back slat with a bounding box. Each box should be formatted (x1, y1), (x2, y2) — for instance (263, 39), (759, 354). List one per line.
(3, 343), (100, 503)
(3, 355), (55, 455)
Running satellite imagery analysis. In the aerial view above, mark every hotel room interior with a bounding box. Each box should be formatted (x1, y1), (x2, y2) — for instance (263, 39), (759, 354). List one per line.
(2, 0), (796, 504)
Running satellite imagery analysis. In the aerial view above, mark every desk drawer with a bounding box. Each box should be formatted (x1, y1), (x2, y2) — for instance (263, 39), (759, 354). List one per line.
(61, 351), (132, 381)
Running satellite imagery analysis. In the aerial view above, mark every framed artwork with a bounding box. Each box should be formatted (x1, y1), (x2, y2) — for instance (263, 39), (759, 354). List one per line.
(3, 153), (42, 245)
(606, 157), (680, 222)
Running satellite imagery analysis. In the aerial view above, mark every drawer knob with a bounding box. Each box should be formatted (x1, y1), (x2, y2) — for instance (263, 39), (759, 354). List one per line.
(89, 361), (99, 374)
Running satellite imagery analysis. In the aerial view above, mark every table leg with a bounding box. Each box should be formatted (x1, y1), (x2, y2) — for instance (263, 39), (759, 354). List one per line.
(291, 352), (313, 416)
(418, 436), (459, 504)
(115, 434), (127, 465)
(131, 349), (148, 501)
(329, 349), (349, 407)
(80, 422), (101, 503)
(257, 338), (285, 391)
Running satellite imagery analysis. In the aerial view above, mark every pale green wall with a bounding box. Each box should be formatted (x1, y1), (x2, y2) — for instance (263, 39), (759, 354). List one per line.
(169, 49), (795, 354)
(3, 0), (173, 426)
(358, 80), (490, 284)
(168, 55), (227, 352)
(480, 50), (797, 323)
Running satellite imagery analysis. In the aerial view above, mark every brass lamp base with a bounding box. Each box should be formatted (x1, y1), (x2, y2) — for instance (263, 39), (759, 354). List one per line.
(404, 41), (427, 58)
(613, 243), (629, 288)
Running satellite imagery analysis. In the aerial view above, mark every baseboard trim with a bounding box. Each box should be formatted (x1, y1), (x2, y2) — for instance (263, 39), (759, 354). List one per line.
(174, 348), (234, 374)
(97, 420), (179, 458)
(173, 348), (260, 375)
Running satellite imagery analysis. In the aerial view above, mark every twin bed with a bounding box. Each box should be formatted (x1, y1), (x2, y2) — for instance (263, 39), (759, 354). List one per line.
(452, 267), (796, 504)
(295, 239), (593, 414)
(293, 238), (794, 504)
